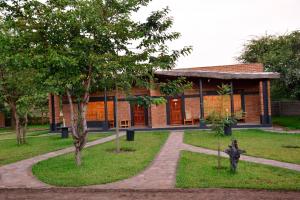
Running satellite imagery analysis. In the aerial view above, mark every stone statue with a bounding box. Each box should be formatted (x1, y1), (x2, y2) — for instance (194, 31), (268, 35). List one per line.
(225, 140), (246, 172)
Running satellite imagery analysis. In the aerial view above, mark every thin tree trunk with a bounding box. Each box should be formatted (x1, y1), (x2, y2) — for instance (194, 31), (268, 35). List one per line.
(11, 103), (21, 145)
(66, 67), (91, 166)
(115, 87), (120, 153)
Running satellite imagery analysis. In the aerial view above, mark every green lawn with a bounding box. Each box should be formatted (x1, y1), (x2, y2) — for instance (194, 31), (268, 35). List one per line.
(184, 129), (300, 164)
(272, 115), (300, 130)
(0, 132), (111, 166)
(176, 151), (300, 190)
(32, 131), (169, 187)
(0, 124), (49, 139)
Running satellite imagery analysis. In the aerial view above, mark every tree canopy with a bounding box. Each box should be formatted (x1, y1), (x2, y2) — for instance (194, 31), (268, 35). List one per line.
(238, 31), (300, 100)
(0, 0), (47, 144)
(20, 0), (191, 165)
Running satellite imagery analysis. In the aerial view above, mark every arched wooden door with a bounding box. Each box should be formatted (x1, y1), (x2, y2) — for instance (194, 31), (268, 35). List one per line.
(134, 104), (146, 126)
(170, 98), (182, 125)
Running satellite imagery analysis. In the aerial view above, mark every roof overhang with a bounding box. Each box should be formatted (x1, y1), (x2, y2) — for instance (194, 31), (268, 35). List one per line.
(154, 70), (280, 80)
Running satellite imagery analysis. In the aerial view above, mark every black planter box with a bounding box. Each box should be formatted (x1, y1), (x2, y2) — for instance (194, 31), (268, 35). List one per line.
(126, 129), (135, 141)
(61, 127), (69, 138)
(224, 125), (232, 136)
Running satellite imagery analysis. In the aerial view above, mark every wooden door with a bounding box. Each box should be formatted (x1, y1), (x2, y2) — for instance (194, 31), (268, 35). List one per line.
(170, 98), (182, 125)
(134, 104), (145, 126)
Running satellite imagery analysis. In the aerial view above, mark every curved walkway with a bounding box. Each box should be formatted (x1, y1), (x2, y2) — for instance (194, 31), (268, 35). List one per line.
(0, 133), (125, 188)
(87, 131), (183, 189)
(0, 131), (299, 189)
(182, 143), (300, 172)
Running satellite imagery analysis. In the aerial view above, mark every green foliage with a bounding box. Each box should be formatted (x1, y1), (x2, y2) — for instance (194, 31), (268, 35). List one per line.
(126, 96), (167, 108)
(0, 0), (48, 144)
(36, 0), (192, 98)
(159, 77), (193, 96)
(272, 115), (300, 130)
(238, 31), (300, 100)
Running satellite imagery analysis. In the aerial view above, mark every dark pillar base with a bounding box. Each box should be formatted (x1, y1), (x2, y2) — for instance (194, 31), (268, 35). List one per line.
(50, 123), (61, 132)
(200, 119), (206, 128)
(260, 115), (272, 125)
(103, 121), (109, 130)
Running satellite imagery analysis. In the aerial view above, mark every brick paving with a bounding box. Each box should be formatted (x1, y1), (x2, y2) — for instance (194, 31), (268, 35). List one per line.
(0, 130), (300, 189)
(0, 133), (125, 188)
(182, 143), (300, 172)
(264, 127), (300, 134)
(87, 131), (184, 189)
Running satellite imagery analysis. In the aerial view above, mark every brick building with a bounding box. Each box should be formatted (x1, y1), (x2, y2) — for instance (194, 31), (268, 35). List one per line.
(48, 63), (280, 131)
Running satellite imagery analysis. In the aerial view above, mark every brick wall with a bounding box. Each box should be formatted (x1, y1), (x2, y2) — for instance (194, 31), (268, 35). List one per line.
(0, 112), (5, 128)
(185, 97), (200, 119)
(117, 101), (131, 123)
(150, 103), (167, 128)
(245, 95), (261, 123)
(181, 63), (264, 73)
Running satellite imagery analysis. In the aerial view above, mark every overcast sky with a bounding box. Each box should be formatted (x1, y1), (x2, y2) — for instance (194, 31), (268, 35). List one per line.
(133, 0), (300, 68)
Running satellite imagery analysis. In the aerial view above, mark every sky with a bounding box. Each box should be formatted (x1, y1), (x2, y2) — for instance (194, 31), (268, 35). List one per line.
(133, 0), (300, 68)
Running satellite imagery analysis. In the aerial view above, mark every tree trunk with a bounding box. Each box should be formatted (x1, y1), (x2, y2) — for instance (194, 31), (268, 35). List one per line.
(115, 87), (120, 153)
(19, 113), (28, 144)
(66, 69), (91, 166)
(75, 147), (81, 166)
(11, 103), (21, 145)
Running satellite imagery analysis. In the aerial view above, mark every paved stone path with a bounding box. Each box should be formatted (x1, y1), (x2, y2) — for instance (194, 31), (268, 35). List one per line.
(0, 133), (125, 188)
(182, 143), (300, 172)
(264, 127), (300, 134)
(0, 131), (300, 189)
(87, 131), (183, 189)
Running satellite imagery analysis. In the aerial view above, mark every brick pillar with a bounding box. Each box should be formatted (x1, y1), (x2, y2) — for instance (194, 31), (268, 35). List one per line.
(0, 112), (5, 128)
(48, 94), (61, 131)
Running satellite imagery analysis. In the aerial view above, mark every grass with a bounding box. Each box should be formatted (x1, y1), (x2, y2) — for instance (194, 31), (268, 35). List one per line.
(272, 115), (300, 130)
(176, 151), (300, 190)
(0, 132), (111, 166)
(32, 131), (169, 187)
(184, 129), (300, 164)
(0, 124), (49, 139)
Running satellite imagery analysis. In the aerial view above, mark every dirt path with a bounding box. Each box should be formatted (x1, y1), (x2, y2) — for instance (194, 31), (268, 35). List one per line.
(0, 188), (299, 200)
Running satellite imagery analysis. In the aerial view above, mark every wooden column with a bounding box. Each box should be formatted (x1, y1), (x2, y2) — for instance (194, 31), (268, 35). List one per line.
(50, 94), (56, 132)
(181, 94), (185, 124)
(166, 96), (170, 125)
(199, 79), (205, 128)
(262, 80), (271, 124)
(104, 87), (109, 130)
(230, 81), (234, 116)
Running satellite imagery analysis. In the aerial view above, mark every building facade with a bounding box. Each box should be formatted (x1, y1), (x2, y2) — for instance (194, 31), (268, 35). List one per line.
(48, 63), (280, 131)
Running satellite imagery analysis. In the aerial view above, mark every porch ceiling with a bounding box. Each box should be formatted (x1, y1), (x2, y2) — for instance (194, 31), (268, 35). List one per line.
(154, 70), (280, 80)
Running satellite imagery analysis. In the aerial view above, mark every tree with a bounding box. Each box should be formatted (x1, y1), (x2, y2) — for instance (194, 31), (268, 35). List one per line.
(207, 84), (237, 170)
(37, 0), (191, 165)
(0, 0), (45, 144)
(238, 31), (300, 100)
